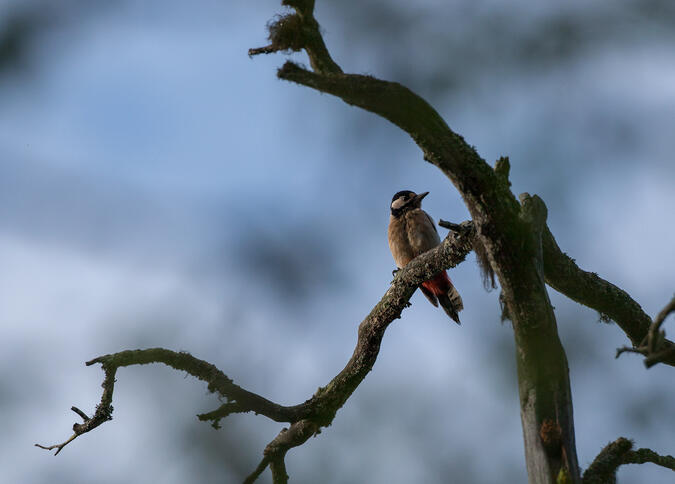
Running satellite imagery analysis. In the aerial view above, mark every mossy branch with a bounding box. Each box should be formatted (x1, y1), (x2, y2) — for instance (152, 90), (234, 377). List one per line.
(37, 221), (475, 482)
(583, 437), (675, 484)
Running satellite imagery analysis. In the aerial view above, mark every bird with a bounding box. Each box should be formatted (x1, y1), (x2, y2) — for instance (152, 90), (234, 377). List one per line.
(387, 190), (463, 324)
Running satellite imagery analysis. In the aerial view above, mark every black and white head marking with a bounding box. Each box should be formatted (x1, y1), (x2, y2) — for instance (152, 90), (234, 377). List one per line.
(390, 190), (423, 217)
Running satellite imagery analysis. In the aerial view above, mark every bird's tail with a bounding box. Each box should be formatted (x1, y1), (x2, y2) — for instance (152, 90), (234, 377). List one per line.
(421, 272), (463, 325)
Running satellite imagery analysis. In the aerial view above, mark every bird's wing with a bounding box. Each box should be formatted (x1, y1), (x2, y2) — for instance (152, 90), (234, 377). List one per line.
(424, 212), (439, 237)
(407, 209), (441, 256)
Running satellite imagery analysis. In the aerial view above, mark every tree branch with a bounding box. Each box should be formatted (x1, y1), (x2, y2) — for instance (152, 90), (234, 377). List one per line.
(37, 223), (475, 481)
(615, 295), (675, 368)
(448, 218), (673, 368)
(35, 366), (115, 455)
(583, 437), (675, 484)
(263, 419), (318, 484)
(36, 348), (307, 455)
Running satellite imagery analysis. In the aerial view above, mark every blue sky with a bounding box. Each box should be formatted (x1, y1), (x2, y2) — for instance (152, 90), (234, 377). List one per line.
(1, 1), (674, 483)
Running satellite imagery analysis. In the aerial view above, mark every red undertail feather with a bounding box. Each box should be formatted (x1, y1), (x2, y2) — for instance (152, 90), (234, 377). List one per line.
(421, 272), (463, 325)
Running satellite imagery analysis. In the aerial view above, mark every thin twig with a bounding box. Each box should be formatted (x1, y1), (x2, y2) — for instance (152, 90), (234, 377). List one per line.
(649, 295), (675, 353)
(615, 295), (675, 368)
(438, 219), (465, 232)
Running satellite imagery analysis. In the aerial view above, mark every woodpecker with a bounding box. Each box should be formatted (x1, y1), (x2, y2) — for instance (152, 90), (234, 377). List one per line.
(387, 190), (463, 324)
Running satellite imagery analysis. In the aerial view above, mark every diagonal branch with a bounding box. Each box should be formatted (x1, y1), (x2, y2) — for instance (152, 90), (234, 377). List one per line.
(35, 366), (115, 455)
(241, 222), (476, 481)
(249, 419), (319, 484)
(542, 229), (648, 346)
(542, 228), (675, 367)
(37, 222), (475, 471)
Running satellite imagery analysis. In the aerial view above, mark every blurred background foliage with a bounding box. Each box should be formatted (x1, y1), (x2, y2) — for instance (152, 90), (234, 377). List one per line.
(1, 1), (673, 483)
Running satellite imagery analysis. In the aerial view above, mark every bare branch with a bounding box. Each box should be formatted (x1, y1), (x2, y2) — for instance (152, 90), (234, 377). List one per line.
(295, 222), (475, 427)
(653, 295), (675, 331)
(87, 349), (309, 421)
(650, 295), (675, 353)
(38, 225), (474, 467)
(34, 433), (78, 456)
(543, 229), (675, 367)
(542, 226), (649, 344)
(583, 437), (675, 483)
(614, 346), (645, 358)
(614, 295), (675, 368)
(36, 349), (305, 454)
(35, 366), (115, 455)
(261, 420), (318, 484)
(70, 406), (90, 421)
(438, 219), (466, 232)
(623, 447), (675, 470)
(197, 402), (248, 429)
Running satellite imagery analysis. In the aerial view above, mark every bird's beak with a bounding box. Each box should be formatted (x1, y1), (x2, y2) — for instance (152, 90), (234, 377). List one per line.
(416, 191), (429, 202)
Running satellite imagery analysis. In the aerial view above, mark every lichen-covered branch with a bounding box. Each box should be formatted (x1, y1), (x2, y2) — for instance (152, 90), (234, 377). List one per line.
(37, 222), (475, 481)
(301, 222), (474, 430)
(35, 366), (115, 455)
(583, 437), (675, 484)
(35, 348), (306, 455)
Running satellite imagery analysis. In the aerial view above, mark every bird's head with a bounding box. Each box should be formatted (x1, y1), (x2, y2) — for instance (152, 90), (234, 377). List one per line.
(390, 190), (429, 217)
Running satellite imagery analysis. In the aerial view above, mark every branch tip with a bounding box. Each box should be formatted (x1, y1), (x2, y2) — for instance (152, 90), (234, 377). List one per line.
(612, 294), (675, 367)
(71, 406), (90, 421)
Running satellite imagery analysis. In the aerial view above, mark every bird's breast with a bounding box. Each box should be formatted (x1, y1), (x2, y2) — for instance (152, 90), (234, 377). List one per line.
(388, 215), (415, 268)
